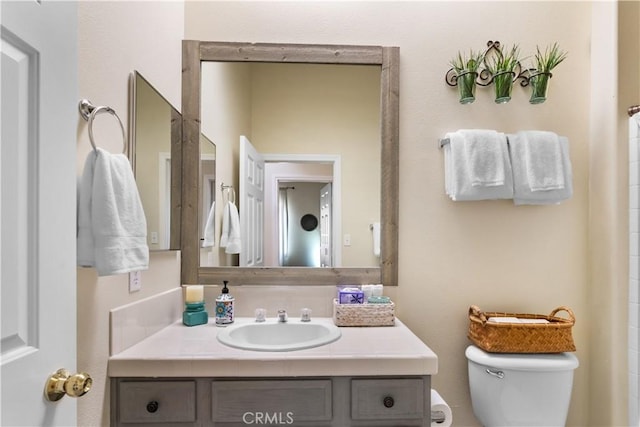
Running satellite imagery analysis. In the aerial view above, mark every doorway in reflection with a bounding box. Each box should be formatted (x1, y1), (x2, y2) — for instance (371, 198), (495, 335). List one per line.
(277, 182), (331, 267)
(263, 159), (337, 267)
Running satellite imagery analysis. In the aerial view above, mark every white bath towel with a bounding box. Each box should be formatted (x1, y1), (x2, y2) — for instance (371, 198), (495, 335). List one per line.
(459, 129), (507, 187)
(509, 134), (573, 205)
(77, 148), (149, 276)
(202, 201), (215, 248)
(519, 130), (565, 191)
(444, 131), (513, 201)
(77, 150), (98, 267)
(220, 201), (241, 254)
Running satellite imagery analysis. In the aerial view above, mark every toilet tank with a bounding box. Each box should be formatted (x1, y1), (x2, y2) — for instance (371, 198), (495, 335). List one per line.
(465, 345), (579, 427)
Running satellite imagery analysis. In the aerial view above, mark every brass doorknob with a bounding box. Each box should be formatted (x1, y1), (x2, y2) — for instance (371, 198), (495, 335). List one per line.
(44, 368), (92, 402)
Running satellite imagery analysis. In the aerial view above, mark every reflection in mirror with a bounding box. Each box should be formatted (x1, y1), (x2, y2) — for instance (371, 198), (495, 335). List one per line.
(199, 133), (216, 257)
(268, 163), (334, 268)
(182, 42), (399, 286)
(128, 71), (181, 250)
(200, 62), (381, 269)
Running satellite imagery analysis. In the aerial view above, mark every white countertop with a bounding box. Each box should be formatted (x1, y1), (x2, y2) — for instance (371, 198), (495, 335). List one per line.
(108, 317), (438, 378)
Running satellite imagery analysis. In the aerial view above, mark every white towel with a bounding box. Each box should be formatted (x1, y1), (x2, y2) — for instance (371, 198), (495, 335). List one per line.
(77, 148), (149, 276)
(459, 129), (506, 187)
(519, 130), (565, 191)
(488, 317), (550, 324)
(202, 201), (215, 248)
(444, 131), (513, 201)
(220, 201), (241, 254)
(509, 134), (573, 205)
(77, 150), (98, 267)
(371, 222), (381, 257)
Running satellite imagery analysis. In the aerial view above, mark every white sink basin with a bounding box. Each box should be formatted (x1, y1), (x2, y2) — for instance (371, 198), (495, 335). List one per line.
(216, 319), (341, 352)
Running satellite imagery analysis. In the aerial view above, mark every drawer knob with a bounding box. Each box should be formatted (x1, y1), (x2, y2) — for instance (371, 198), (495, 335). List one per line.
(383, 396), (395, 408)
(146, 400), (159, 413)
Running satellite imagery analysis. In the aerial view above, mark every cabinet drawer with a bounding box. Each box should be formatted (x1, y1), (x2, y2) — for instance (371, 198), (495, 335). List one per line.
(117, 380), (196, 424)
(351, 379), (424, 420)
(211, 379), (332, 423)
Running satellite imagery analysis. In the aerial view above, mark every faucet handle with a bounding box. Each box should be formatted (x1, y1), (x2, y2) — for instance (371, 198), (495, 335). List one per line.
(277, 309), (288, 322)
(254, 308), (266, 322)
(300, 308), (312, 322)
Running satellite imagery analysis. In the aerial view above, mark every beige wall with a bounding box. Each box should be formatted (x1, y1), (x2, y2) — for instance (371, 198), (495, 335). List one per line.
(588, 3), (626, 425)
(77, 2), (184, 425)
(185, 2), (592, 426)
(73, 1), (637, 425)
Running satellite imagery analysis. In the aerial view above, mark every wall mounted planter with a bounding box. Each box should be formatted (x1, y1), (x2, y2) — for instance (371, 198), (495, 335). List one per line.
(446, 40), (566, 105)
(456, 70), (478, 104)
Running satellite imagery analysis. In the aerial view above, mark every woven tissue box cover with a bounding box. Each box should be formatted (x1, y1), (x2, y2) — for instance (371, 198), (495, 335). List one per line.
(467, 305), (576, 353)
(333, 299), (395, 327)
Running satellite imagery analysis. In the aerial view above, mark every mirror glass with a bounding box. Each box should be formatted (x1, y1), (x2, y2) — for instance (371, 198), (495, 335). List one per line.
(199, 133), (217, 253)
(199, 62), (381, 268)
(181, 42), (399, 286)
(128, 71), (180, 250)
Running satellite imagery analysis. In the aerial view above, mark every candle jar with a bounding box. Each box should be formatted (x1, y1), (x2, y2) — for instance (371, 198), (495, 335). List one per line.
(183, 301), (208, 327)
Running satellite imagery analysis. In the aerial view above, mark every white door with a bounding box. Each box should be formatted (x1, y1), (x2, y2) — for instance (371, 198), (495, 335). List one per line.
(320, 183), (332, 267)
(1, 2), (79, 426)
(239, 136), (264, 267)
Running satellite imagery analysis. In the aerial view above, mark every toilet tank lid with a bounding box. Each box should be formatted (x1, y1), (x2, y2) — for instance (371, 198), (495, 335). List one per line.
(465, 345), (579, 371)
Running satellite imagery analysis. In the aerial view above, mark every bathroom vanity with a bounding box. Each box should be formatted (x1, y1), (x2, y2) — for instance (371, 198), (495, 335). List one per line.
(108, 318), (437, 426)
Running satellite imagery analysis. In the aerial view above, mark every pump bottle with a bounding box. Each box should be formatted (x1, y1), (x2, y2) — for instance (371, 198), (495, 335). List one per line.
(215, 281), (234, 325)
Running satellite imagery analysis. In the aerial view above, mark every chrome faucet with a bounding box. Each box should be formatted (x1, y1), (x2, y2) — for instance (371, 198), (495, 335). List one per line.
(277, 309), (288, 323)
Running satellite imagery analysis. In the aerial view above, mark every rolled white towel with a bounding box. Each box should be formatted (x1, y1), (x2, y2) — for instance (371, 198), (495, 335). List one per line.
(488, 317), (550, 324)
(488, 317), (520, 323)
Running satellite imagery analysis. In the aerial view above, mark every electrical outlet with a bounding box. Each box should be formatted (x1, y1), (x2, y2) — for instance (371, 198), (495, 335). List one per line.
(343, 234), (351, 246)
(150, 231), (159, 244)
(129, 271), (142, 293)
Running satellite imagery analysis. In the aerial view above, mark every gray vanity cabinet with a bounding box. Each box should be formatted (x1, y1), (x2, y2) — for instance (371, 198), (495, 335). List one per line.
(110, 376), (431, 426)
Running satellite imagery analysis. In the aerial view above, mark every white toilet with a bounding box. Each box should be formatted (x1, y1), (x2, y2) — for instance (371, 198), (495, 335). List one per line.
(465, 345), (579, 427)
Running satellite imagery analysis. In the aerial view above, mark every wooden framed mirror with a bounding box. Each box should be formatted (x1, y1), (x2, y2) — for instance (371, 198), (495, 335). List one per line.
(181, 41), (399, 286)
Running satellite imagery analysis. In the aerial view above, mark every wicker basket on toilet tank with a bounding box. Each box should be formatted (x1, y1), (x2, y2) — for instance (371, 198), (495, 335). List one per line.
(467, 305), (576, 353)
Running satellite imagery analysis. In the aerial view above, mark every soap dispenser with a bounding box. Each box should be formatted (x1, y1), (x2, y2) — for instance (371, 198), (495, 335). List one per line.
(215, 281), (234, 325)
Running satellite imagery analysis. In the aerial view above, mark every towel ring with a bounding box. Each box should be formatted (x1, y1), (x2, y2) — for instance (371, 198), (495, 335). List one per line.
(225, 188), (236, 204)
(79, 99), (126, 154)
(220, 183), (236, 204)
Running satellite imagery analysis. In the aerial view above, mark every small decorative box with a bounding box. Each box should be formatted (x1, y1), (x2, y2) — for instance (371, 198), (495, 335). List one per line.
(338, 288), (365, 304)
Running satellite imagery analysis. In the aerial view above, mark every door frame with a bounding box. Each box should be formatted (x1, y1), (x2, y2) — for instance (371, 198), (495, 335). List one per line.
(263, 154), (341, 267)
